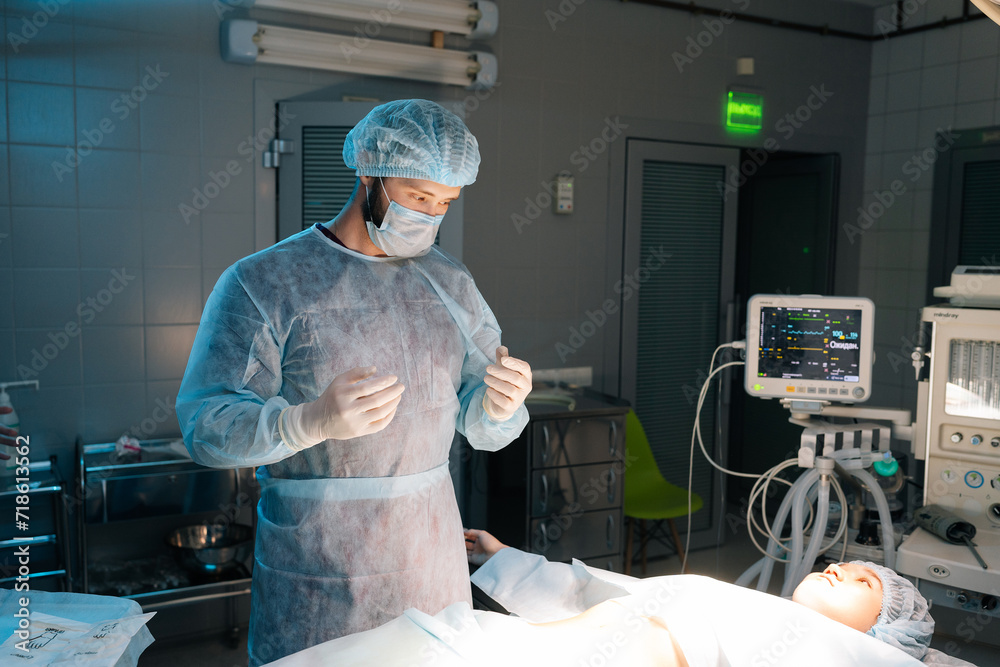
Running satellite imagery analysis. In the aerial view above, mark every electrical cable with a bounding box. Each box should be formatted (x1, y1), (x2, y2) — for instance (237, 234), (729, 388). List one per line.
(684, 342), (849, 575)
(683, 343), (749, 571)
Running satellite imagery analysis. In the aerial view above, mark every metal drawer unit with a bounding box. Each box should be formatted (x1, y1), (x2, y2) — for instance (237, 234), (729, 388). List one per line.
(481, 392), (628, 569)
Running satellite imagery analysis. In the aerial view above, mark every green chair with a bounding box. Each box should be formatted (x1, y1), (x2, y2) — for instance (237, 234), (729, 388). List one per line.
(624, 409), (703, 575)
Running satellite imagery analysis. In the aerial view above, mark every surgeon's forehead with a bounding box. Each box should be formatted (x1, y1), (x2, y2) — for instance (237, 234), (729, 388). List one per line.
(393, 177), (459, 197)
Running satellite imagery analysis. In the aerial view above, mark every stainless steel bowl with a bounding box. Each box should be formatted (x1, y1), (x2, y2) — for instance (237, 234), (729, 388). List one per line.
(165, 523), (252, 575)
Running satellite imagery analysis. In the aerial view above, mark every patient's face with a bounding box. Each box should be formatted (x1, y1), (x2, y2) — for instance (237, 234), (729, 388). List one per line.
(792, 562), (882, 633)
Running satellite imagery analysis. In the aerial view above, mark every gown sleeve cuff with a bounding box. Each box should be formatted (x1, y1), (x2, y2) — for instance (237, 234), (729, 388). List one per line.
(278, 405), (318, 452)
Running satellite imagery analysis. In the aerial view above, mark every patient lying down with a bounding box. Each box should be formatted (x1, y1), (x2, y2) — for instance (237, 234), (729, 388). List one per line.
(465, 529), (935, 666)
(265, 530), (950, 666)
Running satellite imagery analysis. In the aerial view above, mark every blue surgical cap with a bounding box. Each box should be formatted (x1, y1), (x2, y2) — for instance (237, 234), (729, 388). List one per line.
(343, 99), (480, 188)
(853, 561), (934, 661)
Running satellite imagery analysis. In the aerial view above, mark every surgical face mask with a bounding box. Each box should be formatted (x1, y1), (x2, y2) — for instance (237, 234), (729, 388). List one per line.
(365, 178), (444, 258)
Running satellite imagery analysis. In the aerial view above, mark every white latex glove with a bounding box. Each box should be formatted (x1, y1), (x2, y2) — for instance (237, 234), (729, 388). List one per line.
(464, 528), (508, 566)
(279, 366), (405, 450)
(482, 346), (532, 422)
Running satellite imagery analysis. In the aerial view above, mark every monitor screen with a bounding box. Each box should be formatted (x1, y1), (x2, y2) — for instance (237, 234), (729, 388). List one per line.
(745, 295), (874, 402)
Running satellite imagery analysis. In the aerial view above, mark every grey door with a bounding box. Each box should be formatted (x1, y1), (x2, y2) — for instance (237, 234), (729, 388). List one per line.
(620, 140), (740, 553)
(730, 153), (839, 499)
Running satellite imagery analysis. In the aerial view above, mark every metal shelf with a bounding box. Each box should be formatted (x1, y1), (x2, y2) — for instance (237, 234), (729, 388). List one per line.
(0, 568), (68, 585)
(75, 437), (257, 641)
(0, 534), (57, 549)
(0, 457), (73, 592)
(126, 573), (252, 612)
(81, 439), (209, 478)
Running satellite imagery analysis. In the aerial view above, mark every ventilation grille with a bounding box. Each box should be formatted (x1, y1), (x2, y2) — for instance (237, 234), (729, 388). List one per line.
(302, 126), (355, 230)
(635, 160), (726, 532)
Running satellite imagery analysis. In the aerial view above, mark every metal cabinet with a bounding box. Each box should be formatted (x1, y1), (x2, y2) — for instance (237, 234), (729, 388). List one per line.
(480, 393), (628, 570)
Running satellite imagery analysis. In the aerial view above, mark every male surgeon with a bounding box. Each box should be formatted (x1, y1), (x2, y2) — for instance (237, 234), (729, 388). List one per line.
(176, 99), (531, 666)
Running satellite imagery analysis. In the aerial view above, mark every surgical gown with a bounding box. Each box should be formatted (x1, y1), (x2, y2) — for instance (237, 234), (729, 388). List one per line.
(176, 225), (529, 666)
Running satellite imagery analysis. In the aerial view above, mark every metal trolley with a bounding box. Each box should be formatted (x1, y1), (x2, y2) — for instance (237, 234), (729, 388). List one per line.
(75, 438), (257, 646)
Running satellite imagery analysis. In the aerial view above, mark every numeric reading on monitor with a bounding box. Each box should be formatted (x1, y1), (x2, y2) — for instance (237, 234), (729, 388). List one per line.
(757, 307), (863, 382)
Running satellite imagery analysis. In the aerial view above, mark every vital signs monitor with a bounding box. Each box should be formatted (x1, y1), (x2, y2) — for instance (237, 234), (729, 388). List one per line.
(745, 294), (875, 403)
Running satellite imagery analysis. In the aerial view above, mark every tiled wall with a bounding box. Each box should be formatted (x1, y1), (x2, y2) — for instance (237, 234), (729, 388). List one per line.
(1, 0), (352, 463)
(463, 0), (875, 387)
(0, 0), (879, 472)
(861, 2), (1000, 410)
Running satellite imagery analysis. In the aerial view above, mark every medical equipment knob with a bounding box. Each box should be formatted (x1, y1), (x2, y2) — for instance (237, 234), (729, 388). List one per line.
(956, 593), (968, 604)
(983, 596), (998, 611)
(991, 438), (1000, 448)
(950, 432), (963, 443)
(989, 503), (1000, 520)
(970, 434), (983, 446)
(873, 453), (899, 477)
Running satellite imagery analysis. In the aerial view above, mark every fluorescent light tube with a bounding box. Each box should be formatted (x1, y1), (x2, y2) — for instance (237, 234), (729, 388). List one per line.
(227, 0), (498, 39)
(221, 19), (497, 89)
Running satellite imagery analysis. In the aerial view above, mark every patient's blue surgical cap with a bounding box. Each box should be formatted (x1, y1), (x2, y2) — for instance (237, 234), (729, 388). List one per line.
(343, 99), (480, 187)
(853, 561), (934, 660)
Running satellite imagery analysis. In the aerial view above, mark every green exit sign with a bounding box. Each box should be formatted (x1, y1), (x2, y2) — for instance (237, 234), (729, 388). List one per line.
(727, 90), (763, 130)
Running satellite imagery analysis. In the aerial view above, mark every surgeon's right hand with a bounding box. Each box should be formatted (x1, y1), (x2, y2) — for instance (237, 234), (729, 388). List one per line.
(278, 366), (405, 450)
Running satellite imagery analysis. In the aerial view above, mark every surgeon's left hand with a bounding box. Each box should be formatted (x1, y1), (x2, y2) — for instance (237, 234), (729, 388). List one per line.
(483, 346), (531, 422)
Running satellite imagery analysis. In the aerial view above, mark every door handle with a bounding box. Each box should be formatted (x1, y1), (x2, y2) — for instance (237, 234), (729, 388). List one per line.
(607, 468), (616, 504)
(534, 521), (548, 554)
(540, 424), (550, 465)
(539, 474), (549, 513)
(609, 420), (618, 457)
(606, 514), (615, 550)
